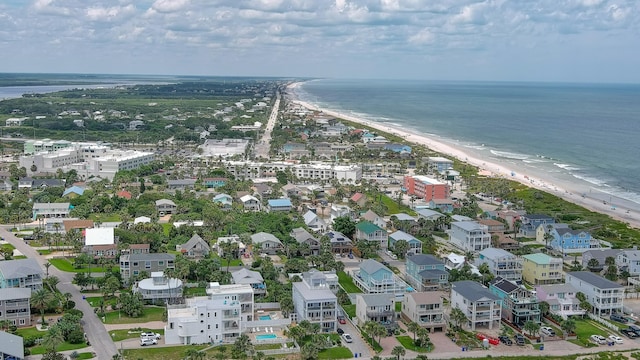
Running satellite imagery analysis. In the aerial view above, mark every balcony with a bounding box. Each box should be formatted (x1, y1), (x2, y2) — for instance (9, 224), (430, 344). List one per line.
(366, 309), (395, 318)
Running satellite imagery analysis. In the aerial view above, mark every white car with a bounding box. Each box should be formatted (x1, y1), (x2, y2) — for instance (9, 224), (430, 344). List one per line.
(342, 333), (353, 343)
(540, 326), (556, 337)
(608, 334), (623, 344)
(140, 338), (158, 346)
(590, 334), (607, 345)
(140, 332), (162, 340)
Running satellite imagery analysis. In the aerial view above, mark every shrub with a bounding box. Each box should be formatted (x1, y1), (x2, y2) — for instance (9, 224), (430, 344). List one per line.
(68, 329), (86, 344)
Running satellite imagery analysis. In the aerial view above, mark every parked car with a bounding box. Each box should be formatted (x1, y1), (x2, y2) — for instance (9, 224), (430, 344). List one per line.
(381, 261), (390, 267)
(498, 335), (512, 345)
(348, 253), (354, 259)
(338, 316), (346, 324)
(140, 332), (161, 340)
(514, 334), (525, 346)
(337, 328), (344, 335)
(342, 333), (353, 343)
(540, 326), (556, 337)
(629, 324), (640, 336)
(610, 313), (628, 323)
(620, 328), (639, 338)
(608, 335), (623, 344)
(140, 338), (158, 346)
(590, 334), (607, 345)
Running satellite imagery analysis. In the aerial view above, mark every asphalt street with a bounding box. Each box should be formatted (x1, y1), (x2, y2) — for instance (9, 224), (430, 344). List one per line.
(0, 227), (119, 360)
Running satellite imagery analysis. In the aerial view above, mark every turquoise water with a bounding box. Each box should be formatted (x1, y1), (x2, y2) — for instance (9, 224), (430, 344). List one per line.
(259, 315), (272, 320)
(256, 334), (277, 340)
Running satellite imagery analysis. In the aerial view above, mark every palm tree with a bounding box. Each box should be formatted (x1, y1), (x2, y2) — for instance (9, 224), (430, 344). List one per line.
(31, 288), (53, 325)
(42, 326), (65, 352)
(561, 318), (577, 336)
(372, 322), (387, 346)
(407, 321), (421, 343)
(44, 262), (51, 278)
(523, 320), (540, 337)
(391, 345), (406, 360)
(450, 306), (468, 329)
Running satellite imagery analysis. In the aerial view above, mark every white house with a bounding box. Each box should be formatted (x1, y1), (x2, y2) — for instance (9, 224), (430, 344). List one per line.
(250, 232), (283, 255)
(239, 195), (261, 211)
(565, 271), (624, 315)
(449, 221), (491, 253)
(292, 271), (338, 333)
(450, 280), (502, 330)
(303, 210), (326, 232)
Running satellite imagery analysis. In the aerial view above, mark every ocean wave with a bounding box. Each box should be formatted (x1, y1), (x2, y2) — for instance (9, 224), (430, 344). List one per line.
(522, 158), (548, 164)
(490, 150), (530, 160)
(554, 163), (581, 171)
(572, 174), (609, 187)
(464, 144), (487, 151)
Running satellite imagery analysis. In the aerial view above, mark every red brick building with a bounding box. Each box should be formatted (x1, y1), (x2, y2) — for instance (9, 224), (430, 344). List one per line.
(404, 175), (450, 202)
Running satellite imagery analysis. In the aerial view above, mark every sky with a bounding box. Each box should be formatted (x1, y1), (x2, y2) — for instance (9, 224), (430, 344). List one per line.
(1, 0), (639, 82)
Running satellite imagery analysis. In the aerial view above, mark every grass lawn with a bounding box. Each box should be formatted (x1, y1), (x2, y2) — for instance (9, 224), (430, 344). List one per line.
(337, 271), (362, 293)
(395, 301), (402, 312)
(220, 257), (243, 267)
(123, 345), (207, 360)
(88, 213), (121, 222)
(379, 195), (416, 216)
(16, 326), (48, 339)
(13, 255), (27, 259)
(108, 328), (164, 342)
(48, 258), (117, 273)
(396, 335), (430, 352)
(76, 352), (95, 359)
(85, 296), (118, 308)
(37, 249), (51, 255)
(184, 287), (207, 297)
(254, 343), (282, 350)
(570, 319), (608, 347)
(161, 223), (172, 236)
(318, 346), (353, 359)
(30, 341), (89, 355)
(342, 305), (356, 319)
(103, 306), (165, 324)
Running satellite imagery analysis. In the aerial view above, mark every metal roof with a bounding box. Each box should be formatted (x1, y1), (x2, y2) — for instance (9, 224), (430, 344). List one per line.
(0, 258), (42, 280)
(407, 254), (442, 266)
(452, 280), (500, 302)
(567, 271), (623, 290)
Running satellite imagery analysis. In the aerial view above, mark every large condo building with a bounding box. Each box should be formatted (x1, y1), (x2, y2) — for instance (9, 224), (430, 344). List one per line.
(292, 271), (338, 333)
(403, 175), (450, 202)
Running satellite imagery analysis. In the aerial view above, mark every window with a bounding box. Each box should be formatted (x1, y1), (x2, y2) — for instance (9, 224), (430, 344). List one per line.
(145, 261), (151, 269)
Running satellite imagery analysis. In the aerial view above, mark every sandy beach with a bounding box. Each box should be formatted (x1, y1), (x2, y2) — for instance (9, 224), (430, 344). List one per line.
(286, 82), (640, 229)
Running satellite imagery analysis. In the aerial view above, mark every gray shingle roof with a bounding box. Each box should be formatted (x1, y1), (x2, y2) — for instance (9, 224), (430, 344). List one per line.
(129, 253), (175, 262)
(358, 293), (395, 307)
(182, 234), (209, 251)
(568, 271), (622, 289)
(418, 268), (448, 280)
(231, 268), (264, 284)
(290, 227), (317, 244)
(0, 258), (42, 279)
(0, 331), (24, 359)
(452, 280), (500, 302)
(0, 287), (31, 301)
(407, 254), (442, 266)
(251, 232), (282, 245)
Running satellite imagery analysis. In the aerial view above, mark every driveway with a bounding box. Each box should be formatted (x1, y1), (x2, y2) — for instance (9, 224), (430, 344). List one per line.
(337, 310), (373, 358)
(0, 227), (119, 360)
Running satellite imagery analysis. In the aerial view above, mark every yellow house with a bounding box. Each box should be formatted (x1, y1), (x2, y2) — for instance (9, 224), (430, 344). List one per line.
(522, 253), (563, 285)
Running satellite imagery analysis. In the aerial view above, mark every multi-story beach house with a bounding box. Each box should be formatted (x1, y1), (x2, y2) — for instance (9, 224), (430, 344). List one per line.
(133, 272), (183, 304)
(155, 199), (177, 215)
(290, 228), (320, 255)
(450, 280), (502, 330)
(355, 221), (387, 248)
(581, 249), (621, 271)
(303, 211), (327, 232)
(119, 253), (176, 284)
(546, 225), (597, 255)
(292, 271), (337, 333)
(403, 175), (450, 202)
(0, 259), (43, 290)
(355, 293), (397, 330)
(522, 253), (563, 285)
(449, 221), (492, 253)
(616, 249), (640, 276)
(231, 268), (266, 297)
(325, 230), (353, 255)
(353, 259), (408, 295)
(0, 331), (24, 360)
(239, 195), (261, 211)
(489, 277), (540, 327)
(0, 288), (32, 327)
(565, 271), (624, 315)
(267, 199), (292, 212)
(388, 230), (422, 256)
(475, 248), (523, 282)
(213, 194), (233, 210)
(203, 177), (227, 189)
(177, 234), (211, 259)
(427, 157), (454, 173)
(401, 292), (446, 332)
(32, 202), (71, 220)
(361, 210), (387, 229)
(165, 282), (254, 345)
(535, 283), (586, 319)
(405, 254), (448, 291)
(519, 214), (555, 237)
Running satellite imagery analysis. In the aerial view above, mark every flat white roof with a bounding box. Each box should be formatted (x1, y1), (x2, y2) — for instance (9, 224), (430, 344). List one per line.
(85, 227), (115, 246)
(411, 175), (445, 185)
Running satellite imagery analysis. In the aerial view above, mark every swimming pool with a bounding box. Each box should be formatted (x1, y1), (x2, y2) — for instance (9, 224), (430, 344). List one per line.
(256, 334), (277, 340)
(259, 315), (272, 320)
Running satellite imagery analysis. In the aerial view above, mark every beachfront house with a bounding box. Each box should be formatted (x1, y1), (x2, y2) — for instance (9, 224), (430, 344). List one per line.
(353, 259), (408, 295)
(355, 293), (397, 330)
(615, 249), (640, 276)
(565, 271), (624, 315)
(401, 292), (446, 332)
(449, 221), (492, 253)
(544, 224), (597, 255)
(292, 272), (338, 333)
(519, 214), (555, 237)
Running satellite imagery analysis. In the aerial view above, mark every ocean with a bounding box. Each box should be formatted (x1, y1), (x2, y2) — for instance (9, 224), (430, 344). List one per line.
(293, 79), (640, 207)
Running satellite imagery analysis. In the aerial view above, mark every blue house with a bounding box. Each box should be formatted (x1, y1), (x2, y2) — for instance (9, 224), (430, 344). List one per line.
(548, 225), (595, 255)
(267, 198), (292, 212)
(519, 214), (555, 237)
(62, 185), (85, 198)
(354, 259), (407, 294)
(405, 254), (448, 291)
(388, 230), (422, 256)
(384, 144), (412, 154)
(213, 193), (233, 210)
(429, 199), (455, 213)
(203, 178), (227, 188)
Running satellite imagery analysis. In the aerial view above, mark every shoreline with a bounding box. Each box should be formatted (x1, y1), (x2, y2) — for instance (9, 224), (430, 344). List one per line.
(286, 82), (640, 229)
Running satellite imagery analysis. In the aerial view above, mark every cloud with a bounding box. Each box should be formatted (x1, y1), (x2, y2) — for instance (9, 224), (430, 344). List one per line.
(86, 4), (135, 22)
(151, 0), (190, 13)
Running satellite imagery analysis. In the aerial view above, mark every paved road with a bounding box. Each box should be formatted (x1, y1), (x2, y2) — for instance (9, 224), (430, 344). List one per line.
(337, 307), (373, 358)
(0, 227), (119, 360)
(254, 92), (281, 159)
